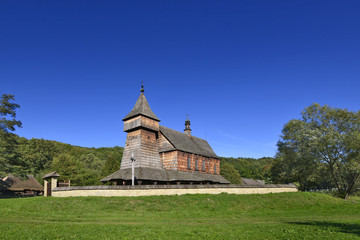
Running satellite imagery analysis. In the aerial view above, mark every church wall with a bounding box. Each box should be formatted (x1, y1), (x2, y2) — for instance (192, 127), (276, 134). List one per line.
(176, 151), (220, 175)
(157, 132), (174, 152)
(140, 129), (163, 169)
(124, 115), (159, 132)
(120, 130), (141, 169)
(160, 151), (177, 170)
(120, 129), (162, 170)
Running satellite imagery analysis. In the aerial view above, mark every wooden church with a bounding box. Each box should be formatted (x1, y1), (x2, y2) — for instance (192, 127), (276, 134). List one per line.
(101, 85), (229, 185)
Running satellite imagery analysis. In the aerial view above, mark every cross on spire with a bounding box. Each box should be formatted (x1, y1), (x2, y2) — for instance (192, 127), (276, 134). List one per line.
(140, 81), (144, 92)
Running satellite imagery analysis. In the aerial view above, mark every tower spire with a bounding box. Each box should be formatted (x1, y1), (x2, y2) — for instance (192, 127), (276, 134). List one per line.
(122, 82), (160, 122)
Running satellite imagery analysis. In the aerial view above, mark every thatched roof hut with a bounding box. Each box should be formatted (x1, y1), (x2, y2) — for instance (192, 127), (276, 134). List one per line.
(2, 175), (43, 192)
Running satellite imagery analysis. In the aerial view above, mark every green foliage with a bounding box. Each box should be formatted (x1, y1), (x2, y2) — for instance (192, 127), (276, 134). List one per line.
(221, 156), (274, 182)
(220, 162), (242, 184)
(0, 94), (24, 176)
(0, 192), (359, 239)
(0, 132), (25, 177)
(79, 153), (102, 170)
(274, 103), (360, 198)
(0, 132), (124, 185)
(52, 153), (83, 185)
(18, 138), (61, 175)
(0, 94), (22, 133)
(100, 153), (122, 177)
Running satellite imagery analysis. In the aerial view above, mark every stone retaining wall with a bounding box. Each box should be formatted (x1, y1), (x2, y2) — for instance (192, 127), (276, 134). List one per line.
(52, 184), (297, 197)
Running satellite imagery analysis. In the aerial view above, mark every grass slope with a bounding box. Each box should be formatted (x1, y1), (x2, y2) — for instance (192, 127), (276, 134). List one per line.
(0, 192), (359, 239)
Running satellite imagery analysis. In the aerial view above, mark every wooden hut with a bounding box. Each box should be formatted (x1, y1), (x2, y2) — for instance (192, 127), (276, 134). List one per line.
(1, 175), (43, 196)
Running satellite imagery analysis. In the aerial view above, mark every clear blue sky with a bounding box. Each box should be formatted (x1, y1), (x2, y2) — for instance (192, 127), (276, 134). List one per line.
(1, 1), (360, 158)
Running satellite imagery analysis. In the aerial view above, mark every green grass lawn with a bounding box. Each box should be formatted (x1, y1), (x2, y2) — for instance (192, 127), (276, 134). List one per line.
(0, 192), (359, 239)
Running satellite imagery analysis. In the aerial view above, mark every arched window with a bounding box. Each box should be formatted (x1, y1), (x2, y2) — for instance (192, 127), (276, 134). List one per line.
(187, 157), (191, 170)
(214, 165), (217, 174)
(195, 158), (199, 171)
(202, 161), (205, 171)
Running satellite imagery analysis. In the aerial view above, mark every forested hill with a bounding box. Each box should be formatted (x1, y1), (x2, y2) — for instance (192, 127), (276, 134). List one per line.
(0, 132), (123, 185)
(0, 132), (274, 185)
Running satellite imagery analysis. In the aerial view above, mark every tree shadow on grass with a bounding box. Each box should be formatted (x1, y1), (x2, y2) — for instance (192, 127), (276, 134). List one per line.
(289, 221), (360, 237)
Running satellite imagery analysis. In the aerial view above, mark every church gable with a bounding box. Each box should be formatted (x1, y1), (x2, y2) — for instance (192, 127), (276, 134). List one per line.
(158, 132), (175, 152)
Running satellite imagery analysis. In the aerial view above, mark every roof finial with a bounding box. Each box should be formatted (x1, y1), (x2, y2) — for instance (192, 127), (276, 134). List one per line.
(184, 113), (191, 135)
(140, 81), (144, 92)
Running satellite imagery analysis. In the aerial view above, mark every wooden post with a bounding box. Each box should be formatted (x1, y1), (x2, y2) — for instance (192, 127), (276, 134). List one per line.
(131, 152), (135, 186)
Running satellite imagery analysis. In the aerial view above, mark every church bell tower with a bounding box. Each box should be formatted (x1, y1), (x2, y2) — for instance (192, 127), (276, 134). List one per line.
(120, 85), (163, 170)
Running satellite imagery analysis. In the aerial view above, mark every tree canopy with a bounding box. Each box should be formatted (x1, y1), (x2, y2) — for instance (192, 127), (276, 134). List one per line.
(273, 103), (360, 198)
(0, 132), (124, 185)
(0, 94), (22, 133)
(0, 94), (23, 176)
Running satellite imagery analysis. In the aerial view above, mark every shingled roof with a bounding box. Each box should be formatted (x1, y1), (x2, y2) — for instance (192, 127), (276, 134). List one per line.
(100, 167), (230, 184)
(159, 125), (218, 158)
(122, 92), (160, 121)
(241, 178), (266, 186)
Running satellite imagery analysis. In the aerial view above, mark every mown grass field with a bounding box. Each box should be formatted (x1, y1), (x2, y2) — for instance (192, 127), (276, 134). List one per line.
(0, 192), (359, 239)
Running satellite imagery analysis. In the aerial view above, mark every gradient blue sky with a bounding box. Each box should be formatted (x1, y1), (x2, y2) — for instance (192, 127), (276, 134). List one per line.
(1, 1), (360, 158)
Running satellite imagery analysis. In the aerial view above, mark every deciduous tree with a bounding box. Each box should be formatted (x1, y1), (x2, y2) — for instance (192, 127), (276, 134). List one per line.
(275, 103), (360, 198)
(220, 162), (242, 184)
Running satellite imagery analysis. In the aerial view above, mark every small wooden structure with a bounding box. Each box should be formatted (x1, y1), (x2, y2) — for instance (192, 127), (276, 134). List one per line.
(43, 171), (60, 197)
(0, 175), (43, 197)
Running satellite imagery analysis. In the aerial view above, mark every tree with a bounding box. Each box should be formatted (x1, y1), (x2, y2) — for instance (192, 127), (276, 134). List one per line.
(0, 132), (25, 176)
(275, 103), (360, 198)
(100, 153), (121, 178)
(0, 94), (22, 133)
(18, 138), (60, 175)
(220, 157), (275, 181)
(79, 153), (102, 170)
(220, 162), (242, 184)
(0, 94), (23, 176)
(52, 153), (83, 185)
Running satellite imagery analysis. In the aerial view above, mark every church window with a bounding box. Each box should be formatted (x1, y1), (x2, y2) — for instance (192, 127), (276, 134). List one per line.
(195, 158), (199, 171)
(214, 165), (217, 174)
(187, 157), (191, 170)
(202, 161), (205, 171)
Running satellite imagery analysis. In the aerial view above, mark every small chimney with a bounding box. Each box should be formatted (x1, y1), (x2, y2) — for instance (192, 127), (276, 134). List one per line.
(184, 116), (191, 136)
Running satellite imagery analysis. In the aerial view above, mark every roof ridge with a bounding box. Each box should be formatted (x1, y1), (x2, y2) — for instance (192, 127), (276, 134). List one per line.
(159, 125), (218, 158)
(160, 125), (209, 143)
